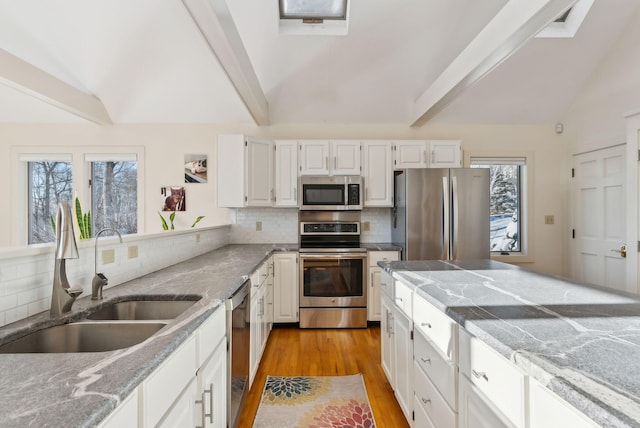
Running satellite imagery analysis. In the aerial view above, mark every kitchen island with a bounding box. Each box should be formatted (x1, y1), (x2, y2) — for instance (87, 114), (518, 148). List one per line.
(0, 244), (296, 428)
(381, 259), (640, 428)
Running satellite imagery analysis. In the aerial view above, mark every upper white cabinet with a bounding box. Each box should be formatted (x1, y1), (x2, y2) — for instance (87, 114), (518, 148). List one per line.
(274, 140), (299, 207)
(362, 141), (393, 207)
(393, 140), (429, 169)
(217, 134), (274, 207)
(428, 140), (462, 168)
(273, 253), (299, 323)
(299, 140), (361, 175)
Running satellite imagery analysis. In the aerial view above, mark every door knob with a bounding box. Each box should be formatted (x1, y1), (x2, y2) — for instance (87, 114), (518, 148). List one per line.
(611, 245), (627, 258)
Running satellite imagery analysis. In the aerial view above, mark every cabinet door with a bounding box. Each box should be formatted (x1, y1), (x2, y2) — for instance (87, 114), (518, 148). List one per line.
(459, 376), (510, 428)
(394, 140), (428, 169)
(413, 395), (437, 428)
(529, 378), (598, 428)
(368, 268), (381, 321)
(428, 140), (461, 168)
(246, 138), (274, 206)
(274, 140), (299, 206)
(393, 308), (413, 422)
(98, 389), (138, 428)
(362, 141), (393, 207)
(300, 140), (330, 175)
(331, 140), (361, 175)
(196, 342), (227, 428)
(273, 253), (299, 322)
(249, 290), (261, 386)
(381, 293), (395, 388)
(158, 379), (198, 428)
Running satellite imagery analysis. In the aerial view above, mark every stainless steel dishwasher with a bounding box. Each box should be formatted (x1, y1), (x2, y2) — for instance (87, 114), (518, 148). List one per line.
(226, 279), (250, 428)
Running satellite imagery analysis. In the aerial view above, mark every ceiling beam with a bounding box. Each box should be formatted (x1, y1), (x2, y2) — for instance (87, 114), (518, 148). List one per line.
(411, 0), (577, 127)
(0, 48), (112, 125)
(182, 0), (270, 126)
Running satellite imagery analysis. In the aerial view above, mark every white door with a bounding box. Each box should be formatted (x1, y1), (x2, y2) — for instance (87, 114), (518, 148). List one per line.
(299, 140), (330, 175)
(274, 140), (299, 206)
(246, 139), (273, 206)
(394, 140), (428, 169)
(331, 140), (361, 175)
(363, 141), (393, 207)
(273, 253), (299, 323)
(573, 145), (626, 291)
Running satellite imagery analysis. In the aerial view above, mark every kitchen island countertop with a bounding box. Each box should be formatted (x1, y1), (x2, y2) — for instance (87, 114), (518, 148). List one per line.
(0, 243), (297, 428)
(381, 259), (640, 428)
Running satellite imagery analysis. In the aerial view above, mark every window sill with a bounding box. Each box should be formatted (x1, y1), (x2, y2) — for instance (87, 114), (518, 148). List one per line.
(490, 253), (534, 264)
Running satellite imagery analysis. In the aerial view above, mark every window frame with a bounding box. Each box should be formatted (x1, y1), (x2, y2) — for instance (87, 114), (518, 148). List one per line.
(466, 151), (534, 263)
(12, 146), (144, 247)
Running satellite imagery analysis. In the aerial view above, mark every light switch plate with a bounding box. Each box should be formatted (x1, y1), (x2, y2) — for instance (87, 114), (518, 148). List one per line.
(102, 249), (115, 264)
(128, 245), (138, 259)
(256, 221), (262, 231)
(544, 215), (554, 225)
(362, 221), (371, 231)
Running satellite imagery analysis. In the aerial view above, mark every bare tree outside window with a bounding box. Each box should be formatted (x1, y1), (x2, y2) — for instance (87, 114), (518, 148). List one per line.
(28, 161), (73, 244)
(91, 161), (137, 234)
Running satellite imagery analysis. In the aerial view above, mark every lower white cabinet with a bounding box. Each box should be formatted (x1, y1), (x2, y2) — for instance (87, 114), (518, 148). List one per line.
(250, 258), (271, 386)
(414, 394), (436, 428)
(195, 340), (227, 428)
(414, 361), (456, 428)
(158, 379), (198, 428)
(98, 389), (138, 428)
(458, 375), (510, 428)
(381, 292), (395, 388)
(529, 378), (599, 428)
(273, 253), (299, 323)
(393, 305), (413, 423)
(367, 251), (399, 321)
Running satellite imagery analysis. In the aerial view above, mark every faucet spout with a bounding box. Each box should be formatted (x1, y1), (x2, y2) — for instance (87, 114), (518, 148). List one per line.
(50, 202), (82, 316)
(92, 228), (123, 300)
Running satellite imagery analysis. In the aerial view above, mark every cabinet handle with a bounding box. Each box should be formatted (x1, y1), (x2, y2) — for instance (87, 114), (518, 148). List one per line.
(325, 156), (328, 170)
(395, 297), (403, 302)
(472, 370), (489, 381)
(421, 322), (431, 328)
(420, 357), (431, 364)
(206, 383), (214, 423)
(371, 272), (374, 287)
(294, 187), (297, 202)
(334, 156), (337, 169)
(423, 150), (426, 164)
(421, 397), (431, 405)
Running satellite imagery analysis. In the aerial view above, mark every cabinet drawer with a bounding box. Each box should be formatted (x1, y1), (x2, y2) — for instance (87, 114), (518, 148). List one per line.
(142, 335), (197, 428)
(414, 328), (457, 409)
(413, 295), (457, 362)
(368, 251), (399, 267)
(529, 378), (598, 428)
(197, 305), (226, 367)
(459, 329), (526, 428)
(414, 395), (436, 428)
(414, 361), (456, 428)
(394, 280), (412, 318)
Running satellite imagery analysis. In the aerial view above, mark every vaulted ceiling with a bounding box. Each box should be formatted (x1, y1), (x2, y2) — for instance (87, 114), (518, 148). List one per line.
(0, 0), (638, 126)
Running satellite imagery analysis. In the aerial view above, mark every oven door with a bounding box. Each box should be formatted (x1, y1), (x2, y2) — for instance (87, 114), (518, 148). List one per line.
(299, 251), (367, 308)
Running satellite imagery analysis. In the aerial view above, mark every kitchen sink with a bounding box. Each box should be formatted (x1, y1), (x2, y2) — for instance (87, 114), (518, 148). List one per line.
(0, 321), (167, 353)
(87, 299), (199, 321)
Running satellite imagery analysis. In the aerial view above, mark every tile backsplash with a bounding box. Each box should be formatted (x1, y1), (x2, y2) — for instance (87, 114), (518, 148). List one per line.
(229, 207), (392, 244)
(0, 226), (230, 327)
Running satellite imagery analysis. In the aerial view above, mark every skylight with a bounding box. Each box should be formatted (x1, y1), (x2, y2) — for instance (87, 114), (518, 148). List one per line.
(536, 0), (593, 39)
(279, 0), (350, 36)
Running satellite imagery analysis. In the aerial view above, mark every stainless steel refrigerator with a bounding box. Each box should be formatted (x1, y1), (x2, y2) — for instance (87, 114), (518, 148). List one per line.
(392, 168), (490, 260)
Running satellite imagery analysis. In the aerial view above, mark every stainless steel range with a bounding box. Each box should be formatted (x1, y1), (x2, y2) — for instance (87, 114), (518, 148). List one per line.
(299, 210), (367, 328)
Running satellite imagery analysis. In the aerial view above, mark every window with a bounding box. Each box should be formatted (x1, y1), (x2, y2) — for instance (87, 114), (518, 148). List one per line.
(89, 159), (138, 235)
(27, 158), (73, 244)
(279, 0), (347, 21)
(470, 157), (526, 254)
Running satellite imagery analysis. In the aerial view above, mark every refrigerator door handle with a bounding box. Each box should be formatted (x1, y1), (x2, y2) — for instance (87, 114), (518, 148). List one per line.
(452, 175), (459, 260)
(442, 176), (450, 260)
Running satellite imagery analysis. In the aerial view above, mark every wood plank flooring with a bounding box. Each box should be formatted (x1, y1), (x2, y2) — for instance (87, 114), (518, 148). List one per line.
(237, 325), (409, 427)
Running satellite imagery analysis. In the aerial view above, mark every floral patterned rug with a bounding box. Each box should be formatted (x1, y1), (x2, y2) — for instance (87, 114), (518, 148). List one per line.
(253, 374), (376, 428)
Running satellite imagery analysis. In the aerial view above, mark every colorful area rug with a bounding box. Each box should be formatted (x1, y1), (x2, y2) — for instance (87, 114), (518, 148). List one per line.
(252, 374), (376, 428)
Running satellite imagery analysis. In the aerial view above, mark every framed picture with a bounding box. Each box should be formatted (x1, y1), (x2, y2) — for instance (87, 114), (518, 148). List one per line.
(161, 186), (186, 211)
(184, 154), (207, 183)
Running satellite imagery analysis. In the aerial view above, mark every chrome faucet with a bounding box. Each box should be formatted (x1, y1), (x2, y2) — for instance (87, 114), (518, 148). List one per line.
(50, 202), (84, 316)
(92, 228), (123, 300)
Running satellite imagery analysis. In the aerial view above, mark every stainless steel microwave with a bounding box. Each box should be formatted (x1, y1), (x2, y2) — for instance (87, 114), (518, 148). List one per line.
(299, 176), (363, 210)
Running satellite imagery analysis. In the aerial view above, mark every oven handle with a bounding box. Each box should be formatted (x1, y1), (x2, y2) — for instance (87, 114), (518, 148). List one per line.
(299, 253), (368, 260)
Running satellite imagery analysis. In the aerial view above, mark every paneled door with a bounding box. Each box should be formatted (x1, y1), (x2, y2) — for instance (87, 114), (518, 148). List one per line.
(573, 145), (626, 291)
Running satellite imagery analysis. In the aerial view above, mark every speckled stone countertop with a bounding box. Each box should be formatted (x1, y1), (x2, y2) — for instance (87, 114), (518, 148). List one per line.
(0, 244), (297, 428)
(380, 259), (640, 428)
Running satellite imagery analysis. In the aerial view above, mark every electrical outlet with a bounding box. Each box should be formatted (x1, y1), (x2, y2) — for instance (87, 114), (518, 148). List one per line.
(102, 249), (115, 264)
(362, 221), (371, 231)
(195, 233), (201, 243)
(128, 245), (138, 259)
(544, 215), (555, 225)
(256, 221), (262, 231)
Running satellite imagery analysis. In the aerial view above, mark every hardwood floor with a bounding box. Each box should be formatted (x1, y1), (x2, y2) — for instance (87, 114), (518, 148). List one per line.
(237, 325), (409, 427)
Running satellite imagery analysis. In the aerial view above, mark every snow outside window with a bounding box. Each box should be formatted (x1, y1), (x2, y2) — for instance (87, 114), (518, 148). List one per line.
(470, 157), (526, 254)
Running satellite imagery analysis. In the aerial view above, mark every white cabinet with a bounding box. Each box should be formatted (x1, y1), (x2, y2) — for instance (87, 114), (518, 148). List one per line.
(414, 361), (456, 428)
(393, 306), (413, 423)
(429, 140), (461, 168)
(458, 375), (511, 428)
(529, 378), (599, 428)
(413, 294), (458, 363)
(98, 390), (138, 428)
(141, 305), (227, 428)
(274, 140), (299, 207)
(299, 140), (361, 175)
(381, 292), (395, 388)
(250, 258), (272, 385)
(367, 251), (399, 321)
(273, 253), (299, 323)
(217, 134), (274, 207)
(362, 141), (393, 207)
(393, 140), (429, 169)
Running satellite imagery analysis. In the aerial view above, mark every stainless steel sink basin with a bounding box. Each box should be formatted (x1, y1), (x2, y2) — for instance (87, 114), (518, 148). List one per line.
(0, 322), (166, 353)
(87, 299), (198, 321)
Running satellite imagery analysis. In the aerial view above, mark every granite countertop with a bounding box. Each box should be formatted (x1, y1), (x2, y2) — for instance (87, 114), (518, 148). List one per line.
(0, 244), (297, 428)
(380, 259), (640, 428)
